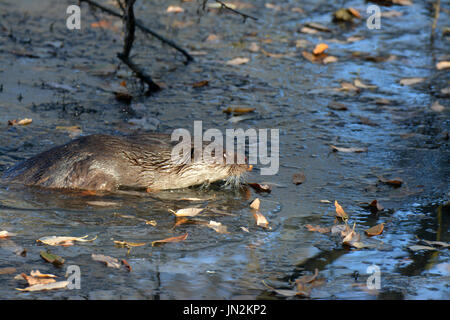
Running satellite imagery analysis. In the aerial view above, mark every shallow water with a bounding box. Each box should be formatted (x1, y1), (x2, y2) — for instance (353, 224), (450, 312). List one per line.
(0, 0), (448, 299)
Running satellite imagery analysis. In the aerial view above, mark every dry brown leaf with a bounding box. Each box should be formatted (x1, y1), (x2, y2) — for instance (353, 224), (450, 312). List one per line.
(354, 79), (377, 89)
(16, 281), (69, 292)
(169, 207), (204, 217)
(378, 176), (403, 187)
(152, 233), (188, 246)
(192, 80), (209, 88)
(305, 224), (331, 233)
(19, 273), (56, 286)
(323, 56), (338, 64)
(348, 8), (361, 18)
(91, 20), (111, 28)
(292, 172), (306, 185)
(92, 253), (121, 268)
(0, 267), (16, 275)
(253, 212), (270, 229)
(8, 118), (32, 126)
(121, 259), (132, 272)
(207, 221), (228, 234)
(334, 200), (349, 220)
(369, 200), (384, 212)
(226, 57), (249, 66)
(223, 107), (256, 115)
(365, 223), (384, 236)
(30, 270), (57, 278)
(250, 198), (260, 210)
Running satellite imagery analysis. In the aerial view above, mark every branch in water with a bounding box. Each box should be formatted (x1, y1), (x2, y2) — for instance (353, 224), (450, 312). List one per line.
(213, 0), (258, 22)
(79, 0), (193, 63)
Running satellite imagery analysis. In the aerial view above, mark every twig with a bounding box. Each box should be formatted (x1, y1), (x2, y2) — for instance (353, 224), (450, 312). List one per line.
(79, 0), (193, 63)
(118, 0), (160, 94)
(214, 0), (258, 22)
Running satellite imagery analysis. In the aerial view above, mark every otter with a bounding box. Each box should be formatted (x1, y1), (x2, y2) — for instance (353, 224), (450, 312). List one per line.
(2, 133), (250, 192)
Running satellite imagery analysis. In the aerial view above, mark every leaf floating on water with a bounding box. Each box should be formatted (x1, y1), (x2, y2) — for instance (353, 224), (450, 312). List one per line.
(169, 207), (204, 217)
(152, 233), (188, 246)
(430, 101), (445, 112)
(114, 240), (146, 248)
(91, 254), (121, 269)
(166, 5), (184, 13)
(223, 107), (256, 115)
(30, 270), (57, 278)
(18, 272), (56, 286)
(420, 239), (449, 248)
(354, 79), (377, 90)
(436, 61), (450, 70)
(399, 77), (425, 86)
(240, 226), (250, 233)
(16, 281), (69, 292)
(40, 250), (65, 266)
(226, 57), (249, 66)
(408, 245), (438, 252)
(249, 198), (260, 210)
(192, 80), (209, 88)
(253, 212), (270, 229)
(292, 172), (306, 185)
(334, 200), (349, 220)
(305, 224), (331, 234)
(121, 259), (132, 272)
(365, 223), (385, 236)
(37, 235), (97, 246)
(0, 230), (17, 238)
(86, 201), (117, 207)
(207, 221), (228, 234)
(0, 267), (17, 275)
(330, 145), (367, 153)
(7, 118), (32, 126)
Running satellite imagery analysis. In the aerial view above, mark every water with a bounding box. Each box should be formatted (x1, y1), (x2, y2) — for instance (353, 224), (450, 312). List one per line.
(0, 0), (448, 299)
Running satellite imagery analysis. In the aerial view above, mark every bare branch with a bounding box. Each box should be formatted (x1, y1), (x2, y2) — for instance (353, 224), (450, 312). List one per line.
(214, 0), (258, 22)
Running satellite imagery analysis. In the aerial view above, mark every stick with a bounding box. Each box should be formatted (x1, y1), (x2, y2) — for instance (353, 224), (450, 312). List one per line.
(213, 0), (258, 22)
(118, 0), (160, 94)
(79, 0), (193, 63)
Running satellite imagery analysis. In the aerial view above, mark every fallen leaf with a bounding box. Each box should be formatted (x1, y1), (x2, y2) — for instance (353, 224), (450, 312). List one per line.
(226, 57), (249, 66)
(37, 235), (97, 246)
(166, 5), (184, 13)
(205, 34), (220, 43)
(16, 281), (69, 292)
(348, 8), (361, 18)
(365, 223), (384, 236)
(40, 251), (65, 266)
(169, 208), (204, 217)
(223, 107), (256, 115)
(313, 43), (329, 55)
(323, 56), (338, 64)
(328, 102), (348, 111)
(305, 224), (331, 233)
(192, 80), (209, 88)
(436, 61), (450, 70)
(253, 212), (270, 229)
(114, 240), (146, 247)
(354, 79), (377, 89)
(378, 176), (403, 187)
(400, 77), (425, 86)
(0, 230), (17, 238)
(91, 20), (111, 28)
(207, 221), (228, 234)
(8, 118), (32, 126)
(152, 233), (188, 246)
(240, 227), (250, 232)
(30, 270), (57, 278)
(303, 22), (331, 32)
(430, 101), (444, 112)
(91, 253), (121, 268)
(292, 172), (306, 185)
(19, 273), (56, 286)
(420, 239), (449, 248)
(250, 198), (260, 210)
(330, 145), (367, 153)
(334, 200), (349, 220)
(408, 245), (438, 251)
(248, 42), (260, 52)
(121, 259), (132, 272)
